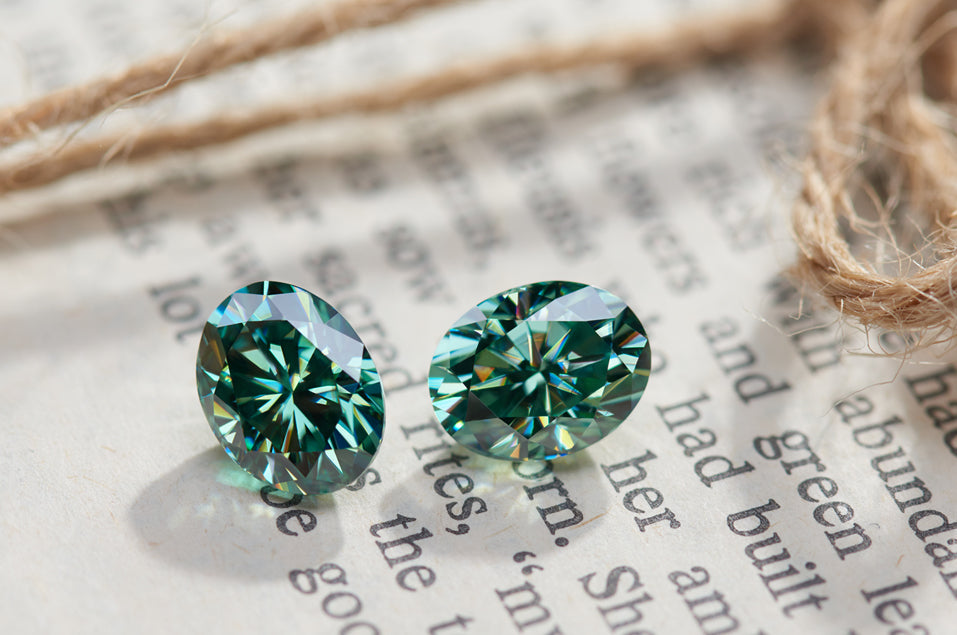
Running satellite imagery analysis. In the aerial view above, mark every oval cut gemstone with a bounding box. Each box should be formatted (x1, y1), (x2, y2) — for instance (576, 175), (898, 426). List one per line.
(196, 281), (385, 495)
(428, 281), (651, 461)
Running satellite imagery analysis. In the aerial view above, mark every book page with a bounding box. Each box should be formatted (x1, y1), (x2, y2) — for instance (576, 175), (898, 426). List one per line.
(1, 1), (954, 634)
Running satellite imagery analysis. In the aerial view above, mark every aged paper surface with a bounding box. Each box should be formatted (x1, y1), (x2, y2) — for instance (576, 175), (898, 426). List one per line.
(1, 1), (955, 633)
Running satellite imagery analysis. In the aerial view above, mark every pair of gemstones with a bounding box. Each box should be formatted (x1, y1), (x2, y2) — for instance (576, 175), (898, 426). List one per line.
(196, 281), (652, 495)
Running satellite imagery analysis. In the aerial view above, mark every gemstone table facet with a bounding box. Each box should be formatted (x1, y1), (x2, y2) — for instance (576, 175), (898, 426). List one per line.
(428, 281), (651, 461)
(196, 281), (385, 494)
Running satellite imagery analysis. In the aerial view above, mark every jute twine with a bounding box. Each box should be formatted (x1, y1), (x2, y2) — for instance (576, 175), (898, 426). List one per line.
(793, 0), (957, 345)
(1, 0), (955, 346)
(0, 0), (829, 195)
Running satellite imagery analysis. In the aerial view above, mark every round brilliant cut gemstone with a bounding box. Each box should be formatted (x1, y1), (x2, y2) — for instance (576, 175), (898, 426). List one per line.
(196, 281), (385, 495)
(428, 281), (651, 461)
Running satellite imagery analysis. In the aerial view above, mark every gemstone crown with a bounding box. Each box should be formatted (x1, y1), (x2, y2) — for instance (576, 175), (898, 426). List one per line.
(428, 281), (651, 461)
(196, 281), (385, 494)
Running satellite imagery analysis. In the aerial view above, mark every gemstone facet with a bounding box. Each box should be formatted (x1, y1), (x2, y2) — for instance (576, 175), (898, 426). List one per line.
(428, 281), (651, 461)
(196, 281), (385, 495)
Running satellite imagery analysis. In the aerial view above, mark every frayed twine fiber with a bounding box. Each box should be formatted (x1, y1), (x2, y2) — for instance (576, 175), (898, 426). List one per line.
(0, 0), (847, 196)
(0, 0), (459, 147)
(792, 0), (957, 346)
(1, 0), (954, 347)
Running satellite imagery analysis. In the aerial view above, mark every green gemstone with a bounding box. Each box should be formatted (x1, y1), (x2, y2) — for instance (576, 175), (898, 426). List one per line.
(196, 281), (385, 495)
(429, 281), (651, 461)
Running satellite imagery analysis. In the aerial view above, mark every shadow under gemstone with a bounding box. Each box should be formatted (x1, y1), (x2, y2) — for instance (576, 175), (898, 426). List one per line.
(127, 447), (343, 580)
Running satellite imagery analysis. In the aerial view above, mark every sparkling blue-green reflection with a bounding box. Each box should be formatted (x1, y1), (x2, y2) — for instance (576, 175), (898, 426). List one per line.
(429, 281), (650, 461)
(196, 281), (384, 494)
